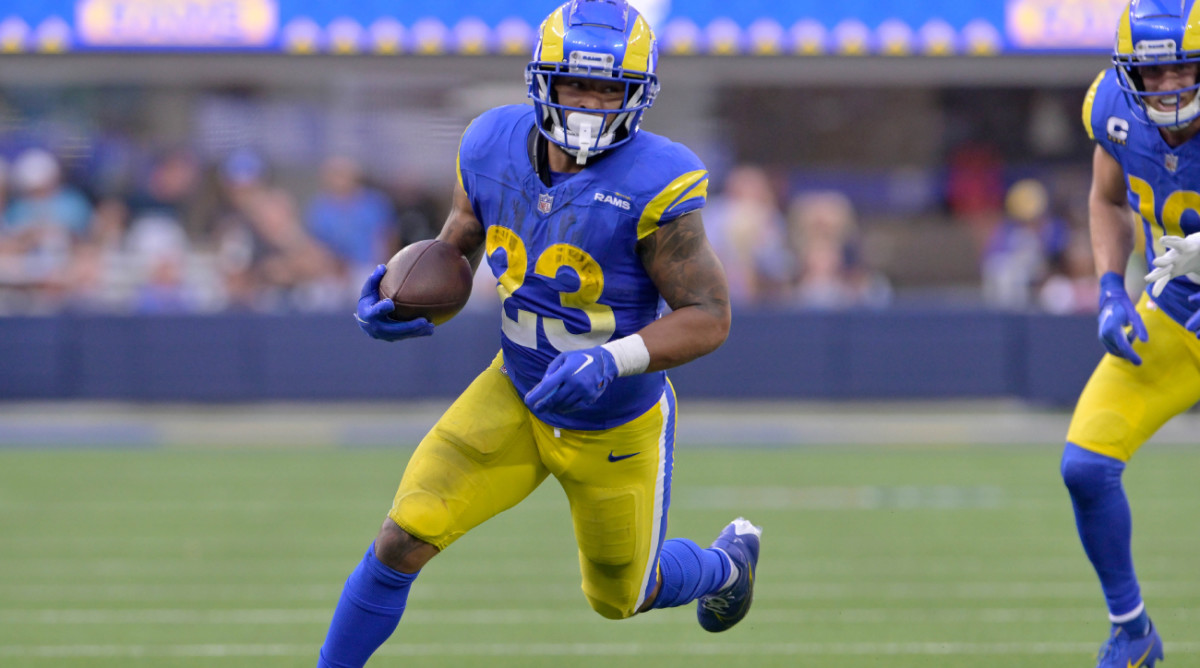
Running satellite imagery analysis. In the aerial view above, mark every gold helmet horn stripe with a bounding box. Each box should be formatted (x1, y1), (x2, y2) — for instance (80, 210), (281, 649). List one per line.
(622, 13), (654, 74)
(1183, 0), (1200, 50)
(539, 6), (568, 63)
(1116, 3), (1133, 55)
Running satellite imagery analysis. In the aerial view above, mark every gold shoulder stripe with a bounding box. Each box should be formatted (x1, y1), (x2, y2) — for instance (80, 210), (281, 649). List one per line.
(1082, 69), (1107, 141)
(456, 151), (464, 191)
(665, 176), (709, 215)
(455, 132), (465, 192)
(637, 170), (708, 240)
(456, 120), (475, 195)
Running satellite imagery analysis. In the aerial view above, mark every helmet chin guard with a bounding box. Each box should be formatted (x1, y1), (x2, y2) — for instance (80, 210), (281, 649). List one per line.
(552, 113), (611, 165)
(1144, 91), (1200, 129)
(527, 0), (659, 164)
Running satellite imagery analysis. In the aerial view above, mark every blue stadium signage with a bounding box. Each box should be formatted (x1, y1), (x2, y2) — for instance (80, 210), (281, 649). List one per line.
(0, 0), (1122, 54)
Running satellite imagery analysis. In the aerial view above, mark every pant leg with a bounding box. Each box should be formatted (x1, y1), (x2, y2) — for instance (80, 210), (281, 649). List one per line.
(390, 351), (551, 550)
(538, 384), (676, 619)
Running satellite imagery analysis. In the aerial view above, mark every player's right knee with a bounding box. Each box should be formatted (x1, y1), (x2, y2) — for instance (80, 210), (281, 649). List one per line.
(1061, 442), (1125, 501)
(375, 516), (440, 572)
(389, 489), (452, 542)
(582, 583), (636, 620)
(1067, 407), (1136, 458)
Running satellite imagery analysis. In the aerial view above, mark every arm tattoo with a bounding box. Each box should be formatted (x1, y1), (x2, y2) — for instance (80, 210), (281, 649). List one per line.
(638, 212), (729, 313)
(439, 200), (486, 268)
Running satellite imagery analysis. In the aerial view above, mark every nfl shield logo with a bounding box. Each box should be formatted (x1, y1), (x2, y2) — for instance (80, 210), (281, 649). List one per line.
(1166, 153), (1179, 172)
(538, 193), (553, 215)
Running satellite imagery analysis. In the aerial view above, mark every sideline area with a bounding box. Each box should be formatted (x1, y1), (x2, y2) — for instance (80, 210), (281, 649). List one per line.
(0, 400), (1196, 448)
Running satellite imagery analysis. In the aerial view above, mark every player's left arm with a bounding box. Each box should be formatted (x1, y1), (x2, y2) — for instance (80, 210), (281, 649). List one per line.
(634, 210), (731, 371)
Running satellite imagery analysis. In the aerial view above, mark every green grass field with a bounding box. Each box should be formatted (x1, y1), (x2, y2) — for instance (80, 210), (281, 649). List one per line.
(2, 444), (1198, 667)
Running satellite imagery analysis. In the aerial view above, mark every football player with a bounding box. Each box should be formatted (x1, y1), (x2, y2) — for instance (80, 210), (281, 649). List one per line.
(1067, 1), (1200, 665)
(318, 2), (761, 666)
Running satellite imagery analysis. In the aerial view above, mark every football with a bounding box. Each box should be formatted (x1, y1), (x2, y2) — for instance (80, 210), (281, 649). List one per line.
(378, 239), (473, 325)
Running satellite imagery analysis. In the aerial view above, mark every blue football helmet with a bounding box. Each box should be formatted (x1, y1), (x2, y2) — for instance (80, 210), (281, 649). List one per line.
(1113, 0), (1200, 129)
(526, 0), (659, 164)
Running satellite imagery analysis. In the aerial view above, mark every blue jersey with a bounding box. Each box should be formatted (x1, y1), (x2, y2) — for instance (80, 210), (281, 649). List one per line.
(1084, 68), (1200, 325)
(457, 105), (708, 430)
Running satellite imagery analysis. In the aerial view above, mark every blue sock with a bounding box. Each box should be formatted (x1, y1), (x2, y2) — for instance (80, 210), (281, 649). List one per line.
(1116, 607), (1151, 639)
(318, 543), (418, 668)
(650, 538), (731, 609)
(1061, 443), (1142, 619)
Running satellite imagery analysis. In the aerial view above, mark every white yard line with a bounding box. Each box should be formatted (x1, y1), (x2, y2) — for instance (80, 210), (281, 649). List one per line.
(3, 607), (1200, 625)
(2, 641), (1200, 658)
(1, 400), (1196, 447)
(5, 580), (1200, 603)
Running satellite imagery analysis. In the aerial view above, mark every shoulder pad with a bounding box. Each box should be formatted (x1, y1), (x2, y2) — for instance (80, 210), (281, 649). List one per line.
(457, 105), (533, 194)
(631, 138), (709, 240)
(459, 105), (529, 164)
(1082, 69), (1131, 148)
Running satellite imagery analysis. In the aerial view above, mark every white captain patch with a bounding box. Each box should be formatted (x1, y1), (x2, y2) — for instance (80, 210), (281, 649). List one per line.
(1107, 117), (1129, 144)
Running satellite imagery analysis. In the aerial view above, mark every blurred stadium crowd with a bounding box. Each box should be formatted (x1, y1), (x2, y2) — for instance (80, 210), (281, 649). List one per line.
(0, 143), (445, 315)
(0, 81), (1101, 317)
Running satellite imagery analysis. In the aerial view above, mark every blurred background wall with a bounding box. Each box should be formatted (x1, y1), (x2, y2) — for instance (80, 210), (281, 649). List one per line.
(0, 0), (1136, 403)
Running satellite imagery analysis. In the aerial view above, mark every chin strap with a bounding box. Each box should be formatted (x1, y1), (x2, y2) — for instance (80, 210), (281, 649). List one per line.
(575, 117), (596, 165)
(1146, 93), (1200, 130)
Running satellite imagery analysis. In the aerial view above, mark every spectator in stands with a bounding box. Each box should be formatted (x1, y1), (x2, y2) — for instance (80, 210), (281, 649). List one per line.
(981, 178), (1070, 310)
(702, 164), (794, 306)
(60, 196), (130, 312)
(214, 148), (339, 311)
(305, 155), (397, 287)
(0, 157), (20, 308)
(127, 148), (205, 240)
(126, 214), (197, 313)
(5, 149), (92, 238)
(0, 149), (92, 309)
(106, 148), (221, 313)
(1038, 233), (1099, 315)
(944, 141), (1007, 253)
(787, 190), (891, 309)
(384, 172), (450, 254)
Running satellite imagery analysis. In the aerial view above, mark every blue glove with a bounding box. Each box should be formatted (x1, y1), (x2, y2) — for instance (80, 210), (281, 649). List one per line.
(1187, 292), (1200, 336)
(354, 264), (434, 342)
(524, 346), (618, 415)
(1097, 271), (1148, 365)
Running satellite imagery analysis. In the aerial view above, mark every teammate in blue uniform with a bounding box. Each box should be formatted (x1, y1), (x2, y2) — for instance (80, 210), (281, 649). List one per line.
(316, 2), (761, 666)
(1067, 2), (1200, 666)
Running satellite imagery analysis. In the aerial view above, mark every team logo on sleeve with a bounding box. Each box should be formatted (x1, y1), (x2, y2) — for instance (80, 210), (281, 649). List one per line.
(593, 190), (632, 211)
(538, 193), (554, 215)
(1107, 117), (1129, 145)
